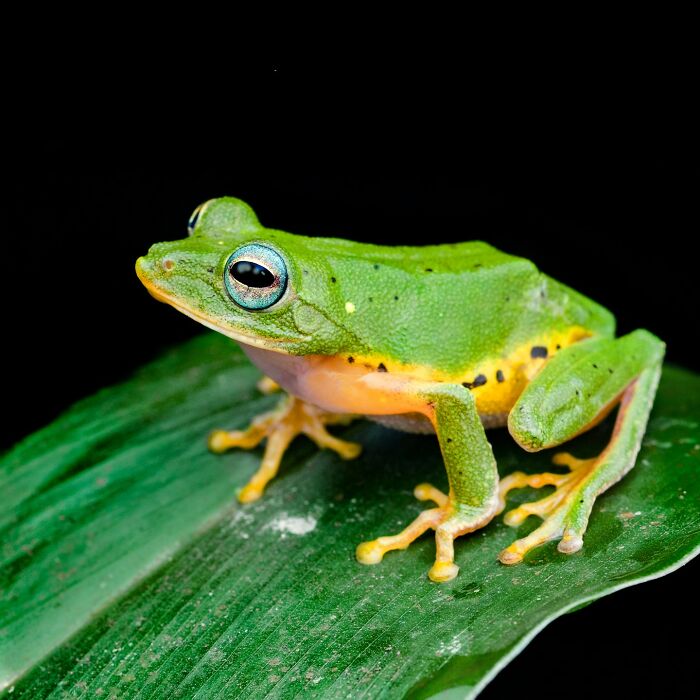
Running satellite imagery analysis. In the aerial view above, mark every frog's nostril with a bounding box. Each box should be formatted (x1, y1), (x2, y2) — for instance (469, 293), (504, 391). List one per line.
(162, 258), (175, 271)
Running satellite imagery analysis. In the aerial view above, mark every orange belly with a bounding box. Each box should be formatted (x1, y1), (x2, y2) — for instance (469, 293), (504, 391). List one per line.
(239, 325), (592, 421)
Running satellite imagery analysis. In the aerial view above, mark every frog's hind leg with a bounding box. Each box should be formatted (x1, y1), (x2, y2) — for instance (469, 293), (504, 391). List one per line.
(499, 330), (664, 564)
(209, 389), (361, 503)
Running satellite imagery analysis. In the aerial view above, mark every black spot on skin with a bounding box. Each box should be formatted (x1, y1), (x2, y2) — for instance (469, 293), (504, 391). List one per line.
(377, 363), (388, 372)
(373, 264), (380, 270)
(303, 269), (309, 275)
(576, 390), (581, 396)
(473, 263), (483, 268)
(347, 356), (354, 364)
(505, 296), (511, 302)
(462, 374), (487, 389)
(540, 289), (546, 298)
(496, 369), (505, 383)
(556, 344), (561, 350)
(447, 438), (453, 443)
(580, 500), (584, 504)
(207, 267), (214, 273)
(608, 368), (614, 374)
(394, 295), (399, 301)
(425, 268), (433, 272)
(531, 346), (548, 359)
(368, 297), (373, 302)
(331, 277), (338, 284)
(364, 363), (372, 369)
(592, 364), (598, 369)
(426, 400), (435, 408)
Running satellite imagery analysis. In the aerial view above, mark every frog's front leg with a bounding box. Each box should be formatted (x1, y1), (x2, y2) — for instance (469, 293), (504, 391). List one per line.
(499, 329), (664, 564)
(209, 386), (362, 503)
(357, 382), (499, 582)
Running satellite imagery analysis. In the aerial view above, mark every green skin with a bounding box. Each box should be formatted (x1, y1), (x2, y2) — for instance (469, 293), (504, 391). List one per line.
(136, 197), (665, 582)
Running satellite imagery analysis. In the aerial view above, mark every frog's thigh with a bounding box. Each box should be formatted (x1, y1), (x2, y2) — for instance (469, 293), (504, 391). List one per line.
(500, 330), (664, 563)
(357, 382), (499, 582)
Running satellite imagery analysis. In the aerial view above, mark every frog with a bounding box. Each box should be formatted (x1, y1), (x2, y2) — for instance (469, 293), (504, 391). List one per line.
(135, 197), (665, 582)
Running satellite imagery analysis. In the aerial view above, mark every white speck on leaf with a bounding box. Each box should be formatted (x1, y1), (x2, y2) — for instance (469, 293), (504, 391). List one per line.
(266, 513), (317, 538)
(436, 632), (469, 657)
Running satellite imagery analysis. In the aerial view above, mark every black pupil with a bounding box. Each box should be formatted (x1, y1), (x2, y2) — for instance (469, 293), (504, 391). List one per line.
(231, 260), (275, 288)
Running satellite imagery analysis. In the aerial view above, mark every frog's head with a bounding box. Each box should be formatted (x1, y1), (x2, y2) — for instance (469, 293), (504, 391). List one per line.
(136, 197), (357, 355)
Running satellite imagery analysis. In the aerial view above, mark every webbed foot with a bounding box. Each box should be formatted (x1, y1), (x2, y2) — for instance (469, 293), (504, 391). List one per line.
(356, 483), (496, 582)
(209, 390), (361, 503)
(497, 451), (598, 564)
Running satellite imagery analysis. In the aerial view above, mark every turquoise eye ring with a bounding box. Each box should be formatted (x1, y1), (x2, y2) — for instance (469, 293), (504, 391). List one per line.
(224, 243), (288, 310)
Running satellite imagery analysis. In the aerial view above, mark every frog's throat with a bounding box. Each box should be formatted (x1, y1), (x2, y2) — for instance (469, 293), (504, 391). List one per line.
(137, 272), (298, 353)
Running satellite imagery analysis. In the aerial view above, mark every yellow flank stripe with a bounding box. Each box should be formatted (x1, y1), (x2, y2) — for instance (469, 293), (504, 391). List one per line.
(345, 326), (592, 416)
(468, 326), (592, 415)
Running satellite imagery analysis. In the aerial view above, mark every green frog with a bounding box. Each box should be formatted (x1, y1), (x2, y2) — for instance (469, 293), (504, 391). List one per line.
(135, 197), (664, 582)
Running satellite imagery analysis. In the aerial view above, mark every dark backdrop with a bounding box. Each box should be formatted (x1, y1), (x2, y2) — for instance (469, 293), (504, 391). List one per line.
(5, 165), (698, 697)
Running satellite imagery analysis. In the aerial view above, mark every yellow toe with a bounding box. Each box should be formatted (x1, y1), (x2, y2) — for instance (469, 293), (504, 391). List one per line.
(557, 532), (583, 554)
(237, 483), (264, 504)
(337, 442), (363, 460)
(498, 546), (524, 565)
(356, 541), (385, 565)
(208, 430), (231, 453)
(428, 560), (460, 582)
(503, 507), (530, 527)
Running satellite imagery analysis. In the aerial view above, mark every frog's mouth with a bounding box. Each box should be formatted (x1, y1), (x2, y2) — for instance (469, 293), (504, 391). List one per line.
(135, 259), (297, 353)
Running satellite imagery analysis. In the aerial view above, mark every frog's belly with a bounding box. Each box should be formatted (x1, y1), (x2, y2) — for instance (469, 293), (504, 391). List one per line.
(367, 412), (508, 434)
(239, 343), (509, 433)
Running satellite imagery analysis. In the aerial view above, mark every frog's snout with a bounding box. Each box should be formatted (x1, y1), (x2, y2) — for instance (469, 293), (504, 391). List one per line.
(135, 255), (173, 304)
(136, 253), (176, 280)
(135, 255), (155, 284)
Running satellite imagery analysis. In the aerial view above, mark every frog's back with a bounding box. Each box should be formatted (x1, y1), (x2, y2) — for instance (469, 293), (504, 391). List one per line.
(297, 235), (615, 375)
(309, 237), (512, 270)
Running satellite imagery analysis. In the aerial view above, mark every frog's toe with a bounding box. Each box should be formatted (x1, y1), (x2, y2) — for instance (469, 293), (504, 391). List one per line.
(557, 530), (584, 554)
(499, 518), (585, 564)
(211, 394), (359, 503)
(356, 507), (444, 565)
(256, 375), (281, 394)
(208, 428), (263, 453)
(355, 540), (387, 565)
(237, 482), (266, 504)
(498, 451), (599, 563)
(428, 560), (460, 583)
(414, 482), (449, 506)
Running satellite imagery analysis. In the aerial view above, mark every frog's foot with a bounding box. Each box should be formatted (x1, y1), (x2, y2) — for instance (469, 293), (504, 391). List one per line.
(356, 483), (496, 583)
(208, 394), (361, 503)
(497, 451), (599, 564)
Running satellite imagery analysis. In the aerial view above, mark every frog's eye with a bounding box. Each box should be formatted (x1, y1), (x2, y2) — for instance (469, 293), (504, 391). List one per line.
(224, 243), (288, 310)
(187, 199), (214, 236)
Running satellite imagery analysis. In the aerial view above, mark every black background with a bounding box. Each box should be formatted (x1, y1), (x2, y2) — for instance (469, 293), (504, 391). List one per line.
(5, 91), (698, 698)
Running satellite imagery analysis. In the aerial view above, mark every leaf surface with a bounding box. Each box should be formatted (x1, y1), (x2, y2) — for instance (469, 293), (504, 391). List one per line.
(1, 334), (698, 698)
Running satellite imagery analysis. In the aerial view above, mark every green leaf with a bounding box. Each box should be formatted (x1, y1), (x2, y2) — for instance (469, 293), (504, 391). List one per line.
(1, 334), (699, 698)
